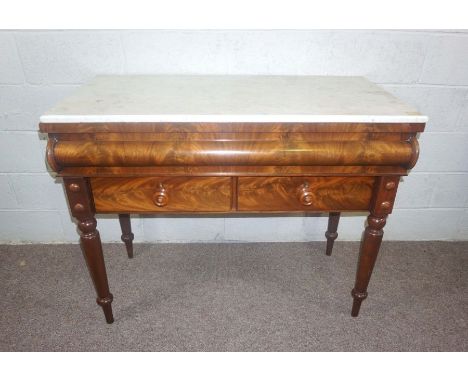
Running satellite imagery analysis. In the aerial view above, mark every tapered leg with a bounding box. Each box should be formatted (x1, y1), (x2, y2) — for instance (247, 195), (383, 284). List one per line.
(64, 178), (114, 324)
(79, 218), (114, 323)
(351, 213), (387, 317)
(325, 212), (340, 256)
(350, 175), (399, 317)
(118, 214), (134, 258)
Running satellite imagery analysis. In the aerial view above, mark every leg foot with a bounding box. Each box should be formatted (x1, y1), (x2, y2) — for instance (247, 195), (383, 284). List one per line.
(97, 294), (114, 324)
(351, 289), (367, 317)
(119, 213), (134, 258)
(325, 212), (340, 256)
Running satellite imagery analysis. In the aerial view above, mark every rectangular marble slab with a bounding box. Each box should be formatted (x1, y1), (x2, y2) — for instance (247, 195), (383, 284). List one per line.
(40, 75), (428, 124)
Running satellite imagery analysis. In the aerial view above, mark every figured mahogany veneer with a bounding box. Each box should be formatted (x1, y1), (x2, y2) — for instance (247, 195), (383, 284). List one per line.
(237, 176), (374, 212)
(51, 140), (416, 169)
(91, 176), (232, 213)
(91, 175), (375, 214)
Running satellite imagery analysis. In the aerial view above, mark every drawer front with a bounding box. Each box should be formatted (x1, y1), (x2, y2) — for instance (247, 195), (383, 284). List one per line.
(91, 177), (232, 213)
(237, 176), (375, 212)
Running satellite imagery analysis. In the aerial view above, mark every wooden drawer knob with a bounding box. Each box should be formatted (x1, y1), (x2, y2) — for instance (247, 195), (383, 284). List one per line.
(152, 184), (169, 207)
(297, 182), (314, 206)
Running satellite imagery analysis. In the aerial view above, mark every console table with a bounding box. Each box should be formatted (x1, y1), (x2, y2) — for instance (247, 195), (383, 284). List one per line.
(39, 75), (427, 323)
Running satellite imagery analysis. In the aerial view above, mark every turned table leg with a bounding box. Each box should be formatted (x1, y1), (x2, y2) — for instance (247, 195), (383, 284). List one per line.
(64, 178), (114, 324)
(79, 217), (114, 323)
(351, 176), (399, 317)
(351, 213), (387, 316)
(325, 212), (340, 256)
(118, 214), (134, 258)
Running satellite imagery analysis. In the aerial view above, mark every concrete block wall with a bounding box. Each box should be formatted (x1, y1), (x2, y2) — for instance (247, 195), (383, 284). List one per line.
(0, 30), (467, 243)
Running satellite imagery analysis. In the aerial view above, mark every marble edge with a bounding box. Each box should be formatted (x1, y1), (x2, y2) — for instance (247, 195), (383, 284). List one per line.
(40, 114), (428, 124)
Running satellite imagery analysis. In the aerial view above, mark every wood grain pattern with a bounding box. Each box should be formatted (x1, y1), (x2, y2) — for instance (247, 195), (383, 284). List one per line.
(54, 131), (408, 142)
(46, 137), (60, 172)
(39, 122), (426, 134)
(91, 176), (232, 213)
(56, 164), (410, 178)
(237, 176), (374, 211)
(52, 140), (416, 168)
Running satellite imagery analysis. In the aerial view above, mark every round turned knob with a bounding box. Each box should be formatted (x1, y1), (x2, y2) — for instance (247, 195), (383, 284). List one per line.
(380, 201), (391, 212)
(385, 181), (396, 190)
(152, 184), (169, 207)
(68, 183), (81, 193)
(73, 203), (85, 212)
(297, 182), (314, 206)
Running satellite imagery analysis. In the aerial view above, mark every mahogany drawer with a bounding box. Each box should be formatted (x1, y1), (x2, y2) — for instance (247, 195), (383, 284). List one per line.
(237, 176), (375, 212)
(91, 177), (232, 213)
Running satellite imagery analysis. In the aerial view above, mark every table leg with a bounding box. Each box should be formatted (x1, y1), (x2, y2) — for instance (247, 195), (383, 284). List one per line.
(78, 217), (114, 323)
(351, 175), (399, 317)
(351, 213), (387, 316)
(118, 214), (134, 258)
(325, 212), (340, 256)
(64, 178), (114, 324)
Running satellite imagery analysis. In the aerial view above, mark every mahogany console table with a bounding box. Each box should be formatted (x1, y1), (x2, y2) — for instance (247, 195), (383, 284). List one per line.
(39, 75), (427, 323)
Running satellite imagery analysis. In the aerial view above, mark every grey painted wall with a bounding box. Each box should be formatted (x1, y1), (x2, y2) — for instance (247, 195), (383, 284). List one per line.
(0, 30), (467, 243)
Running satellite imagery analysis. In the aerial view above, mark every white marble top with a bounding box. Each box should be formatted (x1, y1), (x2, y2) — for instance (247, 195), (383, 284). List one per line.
(40, 75), (427, 124)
